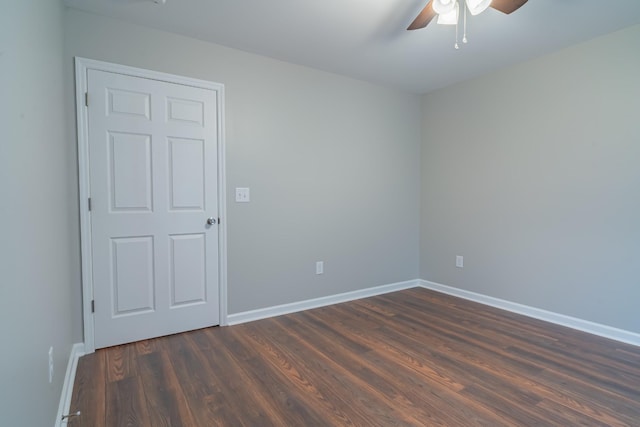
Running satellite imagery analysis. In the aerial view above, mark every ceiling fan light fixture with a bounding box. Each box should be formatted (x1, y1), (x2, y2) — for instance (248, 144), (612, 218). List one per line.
(436, 1), (459, 25)
(432, 0), (457, 15)
(465, 0), (492, 15)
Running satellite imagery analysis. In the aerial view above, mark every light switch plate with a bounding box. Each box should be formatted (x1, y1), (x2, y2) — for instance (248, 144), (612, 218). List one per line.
(456, 255), (464, 268)
(235, 187), (250, 203)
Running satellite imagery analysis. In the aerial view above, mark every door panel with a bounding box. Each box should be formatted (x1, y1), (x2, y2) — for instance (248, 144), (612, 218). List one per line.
(108, 88), (151, 119)
(111, 236), (155, 315)
(168, 138), (205, 210)
(88, 69), (219, 348)
(169, 233), (207, 306)
(108, 132), (153, 211)
(167, 97), (204, 125)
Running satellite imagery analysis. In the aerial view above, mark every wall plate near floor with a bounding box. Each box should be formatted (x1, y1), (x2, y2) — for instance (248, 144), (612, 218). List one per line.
(48, 346), (54, 383)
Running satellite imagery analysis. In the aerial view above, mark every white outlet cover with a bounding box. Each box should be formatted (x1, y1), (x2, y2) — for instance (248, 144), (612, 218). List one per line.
(456, 256), (464, 268)
(48, 346), (54, 383)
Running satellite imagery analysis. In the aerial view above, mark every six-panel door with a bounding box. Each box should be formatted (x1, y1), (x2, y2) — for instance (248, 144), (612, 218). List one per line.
(88, 69), (219, 348)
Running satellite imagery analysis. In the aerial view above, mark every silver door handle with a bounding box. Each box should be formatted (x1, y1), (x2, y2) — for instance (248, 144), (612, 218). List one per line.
(207, 217), (216, 225)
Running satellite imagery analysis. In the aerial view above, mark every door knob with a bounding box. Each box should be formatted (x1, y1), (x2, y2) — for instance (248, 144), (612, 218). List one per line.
(207, 217), (216, 225)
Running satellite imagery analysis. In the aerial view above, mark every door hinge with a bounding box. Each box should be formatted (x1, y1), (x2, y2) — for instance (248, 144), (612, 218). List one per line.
(91, 300), (95, 313)
(88, 197), (92, 211)
(85, 92), (89, 107)
(218, 217), (221, 225)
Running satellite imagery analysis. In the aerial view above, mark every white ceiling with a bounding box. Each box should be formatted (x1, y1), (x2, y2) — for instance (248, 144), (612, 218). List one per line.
(63, 0), (640, 94)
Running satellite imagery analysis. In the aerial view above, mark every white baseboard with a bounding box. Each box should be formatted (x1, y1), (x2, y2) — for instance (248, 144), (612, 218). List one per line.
(227, 279), (420, 325)
(55, 343), (85, 427)
(228, 278), (640, 347)
(419, 280), (640, 347)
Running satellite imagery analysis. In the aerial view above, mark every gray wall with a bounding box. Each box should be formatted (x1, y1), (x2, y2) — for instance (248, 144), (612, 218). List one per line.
(1, 4), (637, 424)
(420, 25), (640, 333)
(0, 0), (78, 425)
(64, 9), (422, 317)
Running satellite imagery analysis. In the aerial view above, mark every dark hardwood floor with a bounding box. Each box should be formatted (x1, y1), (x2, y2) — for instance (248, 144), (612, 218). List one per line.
(68, 288), (640, 426)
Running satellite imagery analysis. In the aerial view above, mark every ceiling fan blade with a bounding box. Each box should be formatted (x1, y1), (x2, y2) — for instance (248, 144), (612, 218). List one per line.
(407, 1), (436, 30)
(490, 0), (528, 14)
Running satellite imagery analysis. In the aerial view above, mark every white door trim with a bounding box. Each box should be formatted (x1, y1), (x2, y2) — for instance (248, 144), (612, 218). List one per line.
(75, 57), (228, 353)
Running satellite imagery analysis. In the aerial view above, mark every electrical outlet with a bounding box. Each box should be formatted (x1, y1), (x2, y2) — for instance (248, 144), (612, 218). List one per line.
(316, 261), (324, 275)
(456, 255), (464, 268)
(48, 346), (54, 383)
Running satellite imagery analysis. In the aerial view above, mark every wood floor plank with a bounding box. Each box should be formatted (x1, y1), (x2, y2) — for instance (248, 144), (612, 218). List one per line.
(535, 397), (620, 427)
(67, 350), (106, 427)
(302, 307), (469, 393)
(105, 376), (151, 427)
(159, 332), (228, 426)
(284, 312), (508, 426)
(370, 291), (640, 424)
(226, 325), (332, 426)
(310, 298), (636, 427)
(254, 316), (424, 426)
(240, 322), (368, 425)
(70, 288), (640, 426)
(137, 351), (194, 427)
(104, 344), (136, 383)
(134, 338), (156, 357)
(183, 329), (278, 426)
(200, 328), (286, 426)
(324, 299), (558, 424)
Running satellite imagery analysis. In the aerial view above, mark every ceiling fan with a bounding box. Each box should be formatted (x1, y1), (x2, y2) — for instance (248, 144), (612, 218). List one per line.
(408, 0), (528, 31)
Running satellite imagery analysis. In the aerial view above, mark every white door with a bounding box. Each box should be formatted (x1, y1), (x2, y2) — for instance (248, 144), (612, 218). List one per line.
(88, 69), (219, 348)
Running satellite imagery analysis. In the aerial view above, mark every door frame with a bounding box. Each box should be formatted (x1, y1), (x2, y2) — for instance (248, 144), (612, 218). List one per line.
(75, 57), (228, 353)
